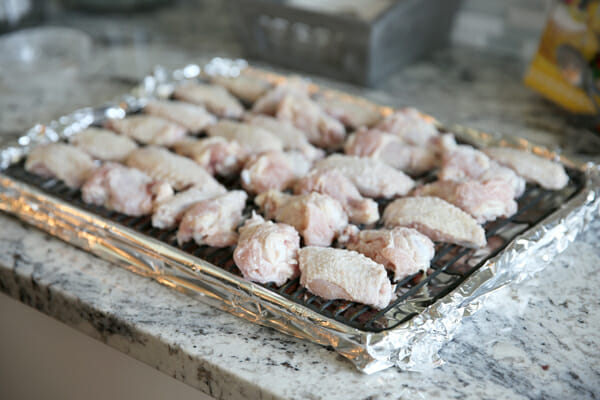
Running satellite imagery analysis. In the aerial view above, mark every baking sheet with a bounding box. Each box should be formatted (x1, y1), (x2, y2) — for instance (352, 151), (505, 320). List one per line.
(0, 58), (598, 374)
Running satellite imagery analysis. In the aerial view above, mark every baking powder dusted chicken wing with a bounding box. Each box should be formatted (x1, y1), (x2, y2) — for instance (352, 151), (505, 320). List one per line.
(255, 190), (348, 247)
(233, 213), (300, 286)
(82, 163), (173, 217)
(177, 190), (247, 247)
(483, 147), (569, 190)
(144, 100), (217, 133)
(25, 143), (96, 189)
(152, 185), (227, 229)
(439, 145), (526, 197)
(106, 115), (187, 146)
(125, 146), (223, 191)
(298, 247), (393, 309)
(173, 82), (244, 118)
(243, 114), (324, 161)
(206, 120), (284, 154)
(344, 128), (438, 175)
(315, 92), (382, 129)
(383, 196), (486, 248)
(343, 226), (434, 281)
(294, 169), (379, 225)
(313, 154), (415, 198)
(276, 93), (346, 149)
(69, 128), (138, 162)
(240, 151), (311, 195)
(208, 73), (272, 103)
(251, 76), (312, 115)
(413, 179), (518, 223)
(172, 137), (247, 177)
(375, 107), (439, 147)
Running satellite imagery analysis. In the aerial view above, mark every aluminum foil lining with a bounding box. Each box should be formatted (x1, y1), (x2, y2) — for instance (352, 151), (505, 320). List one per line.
(1, 58), (599, 374)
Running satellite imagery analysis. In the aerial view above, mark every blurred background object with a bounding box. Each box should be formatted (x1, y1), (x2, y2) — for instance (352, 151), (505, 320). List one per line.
(0, 0), (44, 33)
(230, 0), (463, 86)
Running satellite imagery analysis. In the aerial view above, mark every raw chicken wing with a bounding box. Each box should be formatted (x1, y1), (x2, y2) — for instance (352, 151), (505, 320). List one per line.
(313, 154), (414, 198)
(243, 113), (324, 160)
(82, 163), (173, 216)
(172, 137), (247, 177)
(177, 190), (247, 247)
(173, 82), (244, 118)
(255, 190), (348, 247)
(344, 128), (437, 175)
(144, 100), (217, 133)
(70, 128), (138, 162)
(152, 185), (227, 229)
(375, 108), (439, 146)
(298, 247), (393, 309)
(343, 227), (435, 281)
(276, 93), (346, 149)
(125, 146), (224, 191)
(241, 151), (311, 194)
(206, 120), (284, 154)
(25, 143), (96, 189)
(383, 196), (486, 248)
(233, 213), (300, 286)
(294, 169), (379, 225)
(106, 115), (186, 146)
(440, 145), (526, 197)
(315, 92), (382, 128)
(208, 73), (272, 103)
(252, 77), (312, 115)
(483, 147), (569, 190)
(413, 179), (518, 223)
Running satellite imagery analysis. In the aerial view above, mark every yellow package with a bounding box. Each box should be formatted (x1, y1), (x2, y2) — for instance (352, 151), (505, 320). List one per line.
(525, 0), (600, 114)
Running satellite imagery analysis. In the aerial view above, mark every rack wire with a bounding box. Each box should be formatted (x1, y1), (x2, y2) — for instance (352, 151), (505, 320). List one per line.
(4, 162), (584, 333)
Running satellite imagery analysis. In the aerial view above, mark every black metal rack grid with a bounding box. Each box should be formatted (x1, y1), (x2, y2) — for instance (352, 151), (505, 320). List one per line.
(3, 162), (585, 333)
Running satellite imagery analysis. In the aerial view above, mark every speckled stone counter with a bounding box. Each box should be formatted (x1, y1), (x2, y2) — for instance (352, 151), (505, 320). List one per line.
(1, 2), (600, 399)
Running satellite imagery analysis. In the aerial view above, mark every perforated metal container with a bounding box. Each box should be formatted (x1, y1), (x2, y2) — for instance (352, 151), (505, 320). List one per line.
(230, 0), (462, 86)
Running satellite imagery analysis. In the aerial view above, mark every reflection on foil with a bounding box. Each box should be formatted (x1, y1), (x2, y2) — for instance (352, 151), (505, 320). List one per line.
(0, 59), (599, 374)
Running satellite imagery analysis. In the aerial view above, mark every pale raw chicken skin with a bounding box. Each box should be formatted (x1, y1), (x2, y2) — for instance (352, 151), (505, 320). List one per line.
(152, 185), (227, 229)
(173, 82), (244, 118)
(313, 154), (415, 198)
(343, 227), (435, 281)
(276, 93), (346, 149)
(172, 137), (247, 177)
(233, 213), (300, 286)
(255, 190), (348, 247)
(241, 151), (311, 194)
(294, 169), (379, 225)
(383, 196), (486, 248)
(82, 163), (173, 217)
(315, 92), (382, 128)
(483, 147), (569, 190)
(440, 145), (526, 197)
(69, 128), (138, 162)
(144, 100), (217, 133)
(413, 179), (518, 223)
(243, 113), (324, 160)
(106, 115), (186, 146)
(298, 247), (393, 309)
(206, 120), (284, 154)
(125, 146), (224, 191)
(177, 191), (247, 247)
(344, 129), (437, 175)
(25, 143), (96, 189)
(251, 77), (312, 115)
(375, 108), (439, 146)
(208, 73), (272, 103)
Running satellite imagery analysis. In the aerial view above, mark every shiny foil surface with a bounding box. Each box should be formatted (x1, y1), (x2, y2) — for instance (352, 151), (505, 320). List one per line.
(0, 59), (598, 374)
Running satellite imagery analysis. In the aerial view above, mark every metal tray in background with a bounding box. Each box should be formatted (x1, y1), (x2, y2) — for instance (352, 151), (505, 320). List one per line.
(0, 59), (598, 374)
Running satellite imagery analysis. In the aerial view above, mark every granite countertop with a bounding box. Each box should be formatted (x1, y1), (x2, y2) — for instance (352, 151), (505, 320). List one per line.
(1, 2), (600, 399)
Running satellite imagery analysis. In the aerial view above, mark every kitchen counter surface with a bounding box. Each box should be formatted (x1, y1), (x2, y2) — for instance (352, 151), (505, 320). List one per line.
(1, 2), (599, 399)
